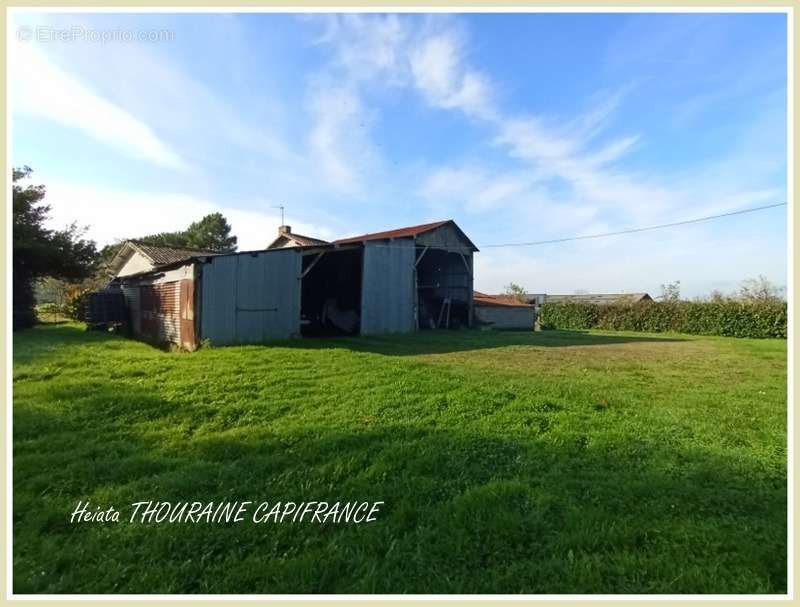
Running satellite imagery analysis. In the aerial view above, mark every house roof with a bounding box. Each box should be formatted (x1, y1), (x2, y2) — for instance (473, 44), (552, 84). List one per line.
(116, 245), (303, 281)
(473, 291), (535, 308)
(128, 241), (220, 264)
(545, 293), (652, 305)
(108, 240), (220, 276)
(334, 220), (477, 251)
(266, 232), (330, 249)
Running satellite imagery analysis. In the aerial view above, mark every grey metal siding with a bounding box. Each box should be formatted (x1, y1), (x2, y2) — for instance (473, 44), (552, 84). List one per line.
(200, 250), (301, 345)
(360, 239), (415, 334)
(121, 284), (141, 334)
(467, 252), (474, 326)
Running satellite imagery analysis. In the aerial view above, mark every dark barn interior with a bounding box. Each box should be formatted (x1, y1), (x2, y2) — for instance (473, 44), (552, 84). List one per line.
(415, 248), (472, 330)
(300, 248), (363, 336)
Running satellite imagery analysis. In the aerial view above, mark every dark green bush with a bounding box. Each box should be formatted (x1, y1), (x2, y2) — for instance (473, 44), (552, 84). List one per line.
(539, 300), (786, 339)
(537, 302), (600, 330)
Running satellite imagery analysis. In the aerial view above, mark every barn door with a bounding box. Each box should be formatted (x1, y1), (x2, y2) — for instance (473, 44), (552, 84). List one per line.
(179, 279), (196, 351)
(360, 239), (416, 334)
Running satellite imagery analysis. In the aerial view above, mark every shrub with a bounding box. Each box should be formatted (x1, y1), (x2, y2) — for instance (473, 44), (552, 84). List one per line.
(64, 289), (91, 321)
(539, 300), (786, 339)
(34, 302), (69, 322)
(537, 302), (600, 330)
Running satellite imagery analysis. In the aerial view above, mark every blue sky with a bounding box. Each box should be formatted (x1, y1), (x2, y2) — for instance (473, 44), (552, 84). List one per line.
(10, 11), (788, 297)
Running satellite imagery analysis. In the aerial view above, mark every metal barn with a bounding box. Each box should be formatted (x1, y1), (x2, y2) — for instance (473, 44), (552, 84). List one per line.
(116, 220), (478, 349)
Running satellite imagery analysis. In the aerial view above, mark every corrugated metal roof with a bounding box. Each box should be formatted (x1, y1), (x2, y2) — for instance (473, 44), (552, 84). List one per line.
(474, 291), (534, 308)
(334, 220), (452, 245)
(545, 293), (652, 305)
(129, 241), (220, 265)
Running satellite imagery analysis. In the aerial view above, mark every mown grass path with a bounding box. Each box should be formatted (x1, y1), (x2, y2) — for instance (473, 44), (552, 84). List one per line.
(13, 324), (786, 593)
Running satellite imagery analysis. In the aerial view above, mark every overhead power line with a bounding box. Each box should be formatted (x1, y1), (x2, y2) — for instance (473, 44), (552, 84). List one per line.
(479, 202), (787, 248)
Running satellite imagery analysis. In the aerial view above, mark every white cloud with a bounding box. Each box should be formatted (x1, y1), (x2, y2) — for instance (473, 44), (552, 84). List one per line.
(317, 17), (495, 118)
(584, 135), (641, 167)
(409, 33), (493, 118)
(316, 14), (411, 84)
(307, 83), (378, 196)
(19, 13), (297, 168)
(306, 16), (494, 193)
(310, 14), (785, 276)
(10, 41), (186, 169)
(40, 179), (335, 251)
(419, 166), (538, 214)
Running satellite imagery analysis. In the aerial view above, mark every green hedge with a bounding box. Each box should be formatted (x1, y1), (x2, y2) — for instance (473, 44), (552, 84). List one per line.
(539, 301), (787, 339)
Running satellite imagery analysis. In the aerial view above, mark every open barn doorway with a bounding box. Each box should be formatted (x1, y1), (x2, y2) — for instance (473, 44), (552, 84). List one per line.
(415, 248), (471, 330)
(300, 248), (363, 336)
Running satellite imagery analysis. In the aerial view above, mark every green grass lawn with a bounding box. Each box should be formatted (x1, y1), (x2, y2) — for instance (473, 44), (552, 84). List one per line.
(12, 323), (787, 594)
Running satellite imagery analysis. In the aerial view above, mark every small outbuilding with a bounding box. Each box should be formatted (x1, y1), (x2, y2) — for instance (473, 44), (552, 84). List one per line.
(473, 292), (536, 330)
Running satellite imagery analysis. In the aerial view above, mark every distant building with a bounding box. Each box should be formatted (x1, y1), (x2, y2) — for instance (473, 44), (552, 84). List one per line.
(544, 293), (653, 305)
(266, 225), (330, 249)
(522, 293), (547, 306)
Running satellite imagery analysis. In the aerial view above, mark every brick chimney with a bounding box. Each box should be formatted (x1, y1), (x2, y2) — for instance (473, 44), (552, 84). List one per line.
(279, 225), (291, 235)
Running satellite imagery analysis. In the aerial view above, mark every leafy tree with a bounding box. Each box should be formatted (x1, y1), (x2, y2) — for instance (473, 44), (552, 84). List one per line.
(503, 282), (528, 303)
(100, 213), (238, 266)
(94, 213), (238, 279)
(13, 166), (97, 329)
(739, 275), (784, 303)
(134, 230), (188, 249)
(659, 280), (681, 302)
(184, 213), (237, 252)
(707, 289), (728, 303)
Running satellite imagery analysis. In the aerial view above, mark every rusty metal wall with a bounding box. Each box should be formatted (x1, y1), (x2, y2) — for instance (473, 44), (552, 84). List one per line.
(120, 263), (196, 345)
(360, 239), (416, 335)
(199, 249), (302, 345)
(139, 281), (181, 343)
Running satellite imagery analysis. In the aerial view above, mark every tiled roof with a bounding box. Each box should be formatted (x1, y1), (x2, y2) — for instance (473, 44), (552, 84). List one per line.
(287, 233), (329, 246)
(129, 241), (220, 265)
(334, 220), (452, 245)
(473, 291), (534, 308)
(267, 232), (330, 249)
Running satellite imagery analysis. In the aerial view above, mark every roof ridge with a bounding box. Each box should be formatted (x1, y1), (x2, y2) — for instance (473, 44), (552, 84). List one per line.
(549, 292), (647, 296)
(334, 219), (454, 244)
(128, 239), (219, 253)
(285, 232), (329, 242)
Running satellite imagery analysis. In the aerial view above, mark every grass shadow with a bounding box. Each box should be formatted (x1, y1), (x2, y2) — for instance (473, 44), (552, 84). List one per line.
(12, 377), (785, 594)
(287, 328), (688, 356)
(14, 324), (689, 361)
